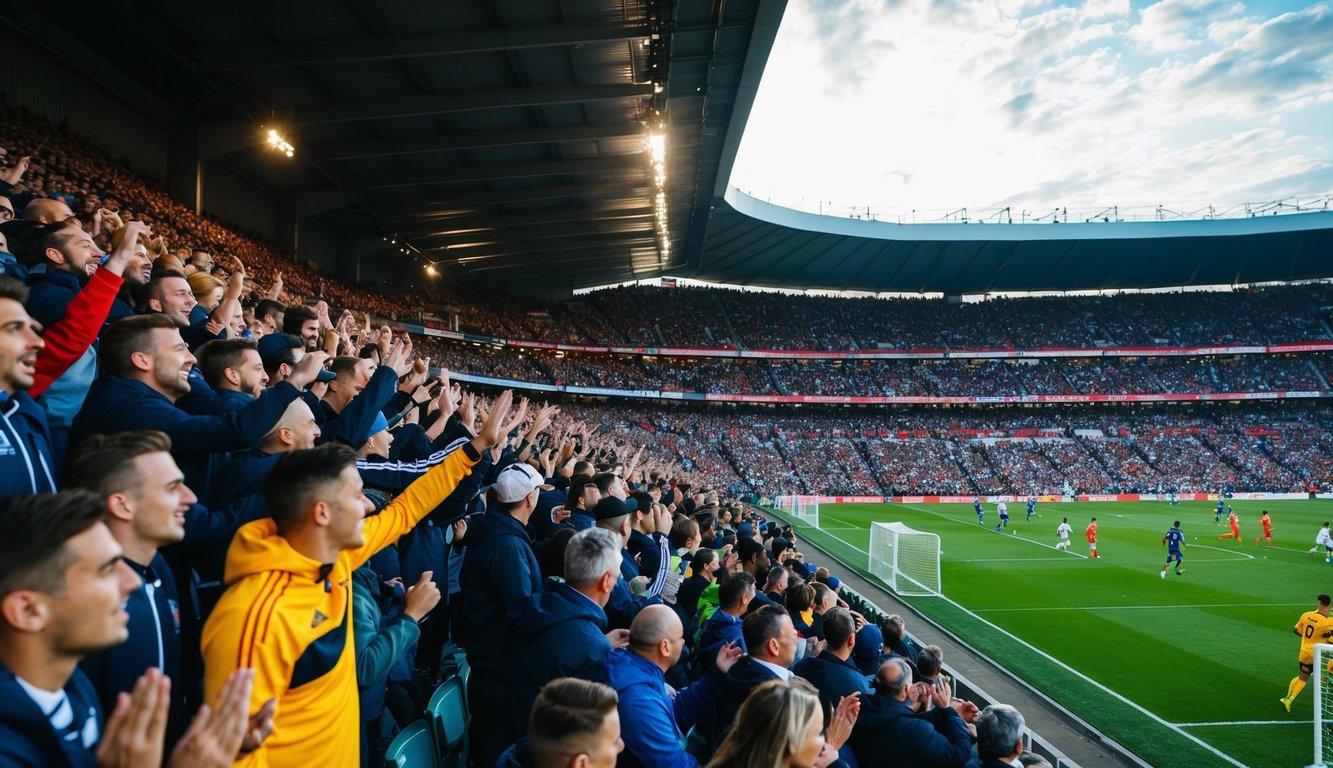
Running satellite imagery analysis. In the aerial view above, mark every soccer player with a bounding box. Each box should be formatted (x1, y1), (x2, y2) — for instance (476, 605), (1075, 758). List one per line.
(1308, 522), (1331, 561)
(1025, 496), (1038, 521)
(1215, 498), (1224, 525)
(1055, 517), (1072, 551)
(1218, 508), (1242, 545)
(994, 500), (1009, 532)
(1255, 511), (1273, 547)
(1281, 594), (1333, 712)
(1161, 521), (1186, 578)
(1086, 517), (1099, 558)
(974, 497), (985, 525)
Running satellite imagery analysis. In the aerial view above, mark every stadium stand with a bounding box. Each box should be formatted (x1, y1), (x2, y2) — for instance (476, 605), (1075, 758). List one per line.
(2, 70), (1332, 768)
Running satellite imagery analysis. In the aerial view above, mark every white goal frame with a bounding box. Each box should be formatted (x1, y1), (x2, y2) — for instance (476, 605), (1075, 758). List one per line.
(1313, 643), (1333, 768)
(775, 494), (820, 529)
(868, 521), (942, 597)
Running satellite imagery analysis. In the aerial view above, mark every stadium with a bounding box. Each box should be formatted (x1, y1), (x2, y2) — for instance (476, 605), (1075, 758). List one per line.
(0, 2), (1330, 768)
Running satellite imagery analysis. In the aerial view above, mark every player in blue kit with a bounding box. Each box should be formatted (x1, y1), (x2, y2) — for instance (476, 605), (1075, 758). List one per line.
(1026, 496), (1039, 521)
(1162, 520), (1186, 578)
(974, 497), (985, 525)
(1215, 498), (1224, 525)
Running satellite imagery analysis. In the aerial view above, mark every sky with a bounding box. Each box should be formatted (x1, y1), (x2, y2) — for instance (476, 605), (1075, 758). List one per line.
(728, 0), (1333, 222)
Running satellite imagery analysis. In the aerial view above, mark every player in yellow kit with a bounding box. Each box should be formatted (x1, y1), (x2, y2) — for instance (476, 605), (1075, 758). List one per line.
(1281, 594), (1333, 712)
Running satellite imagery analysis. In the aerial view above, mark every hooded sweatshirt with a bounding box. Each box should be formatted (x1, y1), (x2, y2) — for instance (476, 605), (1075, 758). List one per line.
(201, 442), (479, 768)
(509, 581), (610, 730)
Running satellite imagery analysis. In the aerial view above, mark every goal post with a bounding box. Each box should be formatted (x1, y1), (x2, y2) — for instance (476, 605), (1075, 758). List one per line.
(868, 521), (942, 596)
(1314, 644), (1333, 768)
(775, 494), (820, 529)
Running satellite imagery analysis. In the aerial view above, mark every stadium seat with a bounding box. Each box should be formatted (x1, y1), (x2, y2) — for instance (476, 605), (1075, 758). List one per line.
(426, 676), (468, 768)
(382, 720), (436, 768)
(455, 657), (471, 717)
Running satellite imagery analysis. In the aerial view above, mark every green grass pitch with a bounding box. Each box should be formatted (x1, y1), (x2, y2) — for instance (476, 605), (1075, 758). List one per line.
(783, 499), (1333, 768)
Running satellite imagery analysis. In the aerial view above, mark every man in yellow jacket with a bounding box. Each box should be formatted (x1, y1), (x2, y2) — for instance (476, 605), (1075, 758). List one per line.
(202, 390), (513, 767)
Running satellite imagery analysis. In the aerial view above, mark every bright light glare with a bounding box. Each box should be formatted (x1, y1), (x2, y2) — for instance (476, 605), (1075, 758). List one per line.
(647, 132), (670, 260)
(265, 128), (295, 158)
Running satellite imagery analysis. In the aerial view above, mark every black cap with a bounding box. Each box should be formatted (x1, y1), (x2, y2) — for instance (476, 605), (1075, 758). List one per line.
(592, 496), (638, 520)
(771, 536), (791, 562)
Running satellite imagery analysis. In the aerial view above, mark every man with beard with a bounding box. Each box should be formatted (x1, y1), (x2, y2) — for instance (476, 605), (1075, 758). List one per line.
(194, 339), (268, 411)
(70, 314), (327, 500)
(21, 221), (151, 464)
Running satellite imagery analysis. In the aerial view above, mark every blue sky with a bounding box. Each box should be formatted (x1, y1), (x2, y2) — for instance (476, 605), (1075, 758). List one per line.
(728, 0), (1333, 221)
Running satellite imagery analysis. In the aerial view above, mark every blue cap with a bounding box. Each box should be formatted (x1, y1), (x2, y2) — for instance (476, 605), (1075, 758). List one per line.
(370, 412), (388, 435)
(853, 625), (884, 664)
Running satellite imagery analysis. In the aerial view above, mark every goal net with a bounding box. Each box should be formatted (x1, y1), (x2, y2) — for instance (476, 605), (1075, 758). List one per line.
(775, 494), (820, 528)
(869, 521), (942, 597)
(1313, 644), (1333, 768)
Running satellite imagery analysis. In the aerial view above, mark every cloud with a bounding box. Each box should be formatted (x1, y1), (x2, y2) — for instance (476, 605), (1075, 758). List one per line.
(1128, 0), (1245, 53)
(731, 0), (1333, 217)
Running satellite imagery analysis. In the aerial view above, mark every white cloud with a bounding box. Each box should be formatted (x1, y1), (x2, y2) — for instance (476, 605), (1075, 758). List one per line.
(730, 0), (1333, 219)
(1128, 0), (1246, 53)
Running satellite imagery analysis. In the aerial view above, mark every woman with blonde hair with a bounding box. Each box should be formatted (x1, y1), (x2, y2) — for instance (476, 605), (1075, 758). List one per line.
(705, 678), (857, 768)
(187, 270), (226, 311)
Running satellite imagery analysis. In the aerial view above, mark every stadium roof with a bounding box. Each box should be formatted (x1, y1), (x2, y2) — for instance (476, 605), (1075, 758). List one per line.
(11, 0), (785, 294)
(679, 189), (1333, 294)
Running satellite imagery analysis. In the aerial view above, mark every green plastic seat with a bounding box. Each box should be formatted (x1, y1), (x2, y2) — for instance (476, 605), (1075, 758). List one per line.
(382, 720), (436, 768)
(426, 676), (468, 768)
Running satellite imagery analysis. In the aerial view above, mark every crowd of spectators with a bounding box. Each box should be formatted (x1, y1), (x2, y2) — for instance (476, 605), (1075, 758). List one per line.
(0, 101), (1328, 768)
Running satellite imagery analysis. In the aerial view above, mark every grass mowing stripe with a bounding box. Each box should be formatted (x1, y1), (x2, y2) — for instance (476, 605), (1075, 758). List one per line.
(977, 602), (1308, 613)
(894, 502), (1088, 559)
(774, 500), (1333, 767)
(927, 592), (1251, 768)
(1176, 720), (1312, 727)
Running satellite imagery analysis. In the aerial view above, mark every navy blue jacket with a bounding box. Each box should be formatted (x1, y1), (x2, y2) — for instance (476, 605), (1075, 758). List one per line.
(457, 511), (543, 677)
(70, 376), (301, 502)
(316, 366), (399, 449)
(792, 650), (872, 712)
(599, 648), (720, 768)
(79, 553), (187, 747)
(605, 548), (658, 629)
(701, 657), (782, 755)
(849, 695), (973, 768)
(510, 582), (610, 729)
(698, 607), (745, 673)
(628, 529), (662, 580)
(24, 267), (82, 329)
(0, 660), (101, 767)
(0, 390), (58, 495)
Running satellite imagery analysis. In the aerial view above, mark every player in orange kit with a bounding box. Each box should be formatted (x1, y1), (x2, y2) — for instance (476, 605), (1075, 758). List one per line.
(1255, 510), (1273, 547)
(1218, 508), (1242, 545)
(1086, 517), (1099, 558)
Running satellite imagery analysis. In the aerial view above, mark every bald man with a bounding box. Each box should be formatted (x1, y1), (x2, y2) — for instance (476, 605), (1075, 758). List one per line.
(850, 657), (974, 768)
(599, 605), (741, 767)
(21, 197), (74, 224)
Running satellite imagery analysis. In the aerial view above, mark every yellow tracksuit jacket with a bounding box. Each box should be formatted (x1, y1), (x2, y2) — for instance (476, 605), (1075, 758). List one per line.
(202, 444), (479, 767)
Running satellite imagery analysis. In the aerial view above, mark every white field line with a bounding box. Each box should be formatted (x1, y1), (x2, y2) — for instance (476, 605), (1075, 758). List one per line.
(817, 507), (1251, 768)
(894, 503), (1089, 559)
(976, 602), (1308, 613)
(1190, 543), (1255, 561)
(1175, 720), (1312, 727)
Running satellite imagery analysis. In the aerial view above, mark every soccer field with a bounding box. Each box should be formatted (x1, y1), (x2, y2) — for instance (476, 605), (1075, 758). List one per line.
(780, 499), (1333, 768)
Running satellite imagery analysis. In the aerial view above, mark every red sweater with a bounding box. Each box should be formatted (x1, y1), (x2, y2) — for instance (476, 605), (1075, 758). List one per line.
(30, 268), (124, 398)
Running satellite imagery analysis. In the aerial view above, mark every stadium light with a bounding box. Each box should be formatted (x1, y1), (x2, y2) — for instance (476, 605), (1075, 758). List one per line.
(647, 132), (670, 261)
(265, 128), (295, 158)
